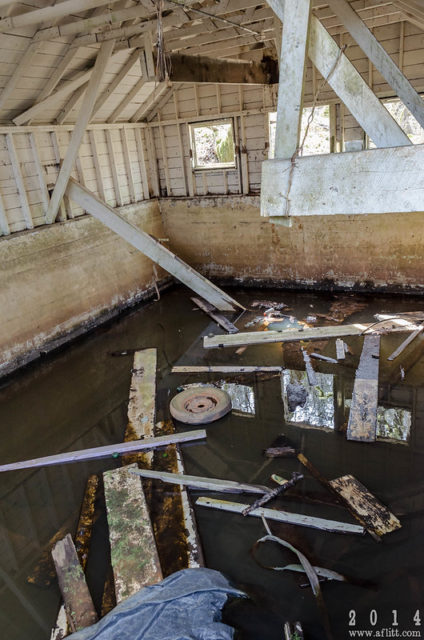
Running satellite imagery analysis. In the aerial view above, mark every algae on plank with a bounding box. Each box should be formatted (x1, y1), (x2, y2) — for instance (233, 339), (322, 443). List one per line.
(104, 464), (162, 602)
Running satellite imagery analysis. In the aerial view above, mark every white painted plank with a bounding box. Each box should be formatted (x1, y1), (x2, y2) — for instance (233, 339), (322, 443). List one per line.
(197, 497), (365, 534)
(6, 134), (33, 230)
(121, 128), (136, 202)
(105, 129), (123, 206)
(262, 143), (424, 217)
(0, 186), (10, 235)
(108, 78), (147, 124)
(88, 129), (106, 201)
(134, 127), (150, 199)
(66, 179), (242, 311)
(274, 0), (311, 159)
(29, 132), (49, 216)
(92, 49), (141, 119)
(46, 41), (115, 224)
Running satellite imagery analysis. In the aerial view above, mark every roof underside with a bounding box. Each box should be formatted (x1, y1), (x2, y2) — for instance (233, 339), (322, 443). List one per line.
(0, 0), (422, 125)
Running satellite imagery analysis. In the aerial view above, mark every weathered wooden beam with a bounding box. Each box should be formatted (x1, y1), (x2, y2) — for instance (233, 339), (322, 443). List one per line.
(104, 464), (162, 602)
(46, 41), (115, 224)
(336, 338), (346, 360)
(130, 82), (170, 122)
(121, 129), (136, 202)
(134, 128), (151, 198)
(55, 82), (87, 125)
(191, 297), (238, 334)
(347, 335), (380, 442)
(51, 535), (97, 632)
(0, 430), (206, 473)
(129, 467), (268, 494)
(35, 3), (151, 41)
(275, 0), (311, 159)
(261, 144), (424, 218)
(301, 347), (318, 386)
(196, 497), (364, 534)
(387, 322), (424, 361)
(327, 0), (424, 128)
(35, 48), (81, 105)
(172, 366), (283, 373)
(0, 42), (41, 113)
(88, 130), (106, 201)
(126, 348), (156, 464)
(267, 0), (411, 148)
(105, 129), (123, 206)
(329, 474), (401, 536)
(66, 179), (242, 311)
(29, 132), (50, 216)
(0, 0), (119, 32)
(204, 319), (417, 349)
(165, 53), (277, 84)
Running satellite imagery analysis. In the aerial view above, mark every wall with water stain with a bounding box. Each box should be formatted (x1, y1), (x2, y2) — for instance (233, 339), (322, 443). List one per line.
(0, 200), (168, 377)
(160, 196), (424, 294)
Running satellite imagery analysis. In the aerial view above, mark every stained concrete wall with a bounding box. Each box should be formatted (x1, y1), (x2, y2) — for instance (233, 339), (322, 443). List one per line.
(0, 199), (168, 377)
(160, 196), (424, 293)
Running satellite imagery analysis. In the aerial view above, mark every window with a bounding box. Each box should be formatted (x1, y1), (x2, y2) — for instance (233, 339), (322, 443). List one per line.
(368, 98), (424, 148)
(189, 119), (236, 170)
(268, 105), (331, 158)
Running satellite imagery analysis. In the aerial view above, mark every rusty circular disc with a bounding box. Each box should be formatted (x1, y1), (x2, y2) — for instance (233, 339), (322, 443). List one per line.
(170, 387), (232, 425)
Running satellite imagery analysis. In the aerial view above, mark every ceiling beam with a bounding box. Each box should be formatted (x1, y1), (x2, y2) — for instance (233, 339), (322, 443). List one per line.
(166, 52), (278, 84)
(0, 0), (123, 33)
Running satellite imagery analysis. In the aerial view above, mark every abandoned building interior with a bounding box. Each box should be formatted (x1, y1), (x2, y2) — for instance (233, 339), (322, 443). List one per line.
(1, 0), (424, 638)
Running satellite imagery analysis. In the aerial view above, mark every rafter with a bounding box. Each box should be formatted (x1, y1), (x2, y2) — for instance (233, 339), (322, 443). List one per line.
(0, 0), (123, 33)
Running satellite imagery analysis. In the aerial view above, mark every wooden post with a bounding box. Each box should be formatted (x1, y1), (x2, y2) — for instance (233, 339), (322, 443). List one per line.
(29, 132), (50, 217)
(105, 129), (123, 207)
(274, 0), (311, 159)
(88, 129), (106, 201)
(45, 40), (115, 223)
(135, 128), (151, 199)
(121, 128), (136, 203)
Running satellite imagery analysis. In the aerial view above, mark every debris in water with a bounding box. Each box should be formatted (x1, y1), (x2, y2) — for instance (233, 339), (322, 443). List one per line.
(242, 472), (303, 516)
(264, 446), (296, 458)
(191, 296), (239, 334)
(284, 622), (305, 640)
(251, 300), (288, 310)
(170, 386), (232, 424)
(310, 353), (338, 364)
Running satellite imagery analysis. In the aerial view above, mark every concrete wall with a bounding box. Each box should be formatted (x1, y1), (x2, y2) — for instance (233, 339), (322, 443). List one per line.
(160, 196), (424, 293)
(0, 199), (168, 377)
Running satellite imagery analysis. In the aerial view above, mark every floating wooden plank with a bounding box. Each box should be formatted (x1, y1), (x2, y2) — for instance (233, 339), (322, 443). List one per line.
(51, 475), (99, 640)
(172, 366), (282, 374)
(301, 347), (318, 386)
(196, 497), (364, 534)
(327, 0), (424, 129)
(310, 353), (338, 364)
(46, 40), (115, 224)
(329, 474), (401, 536)
(191, 297), (239, 334)
(0, 430), (206, 473)
(66, 179), (241, 312)
(336, 338), (346, 360)
(387, 322), (424, 361)
(126, 348), (156, 464)
(347, 335), (380, 442)
(204, 319), (419, 349)
(261, 143), (424, 219)
(297, 453), (380, 541)
(51, 534), (98, 632)
(274, 0), (311, 159)
(104, 464), (162, 602)
(129, 467), (268, 494)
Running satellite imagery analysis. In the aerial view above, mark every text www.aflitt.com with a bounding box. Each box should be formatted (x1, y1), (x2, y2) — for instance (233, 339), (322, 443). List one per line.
(348, 631), (422, 638)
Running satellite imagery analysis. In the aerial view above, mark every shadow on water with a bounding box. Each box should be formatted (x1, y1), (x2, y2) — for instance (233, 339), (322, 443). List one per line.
(0, 287), (424, 639)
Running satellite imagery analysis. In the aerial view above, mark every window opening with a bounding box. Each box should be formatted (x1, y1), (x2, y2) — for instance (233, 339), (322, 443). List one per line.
(268, 105), (331, 159)
(367, 98), (424, 148)
(189, 119), (236, 170)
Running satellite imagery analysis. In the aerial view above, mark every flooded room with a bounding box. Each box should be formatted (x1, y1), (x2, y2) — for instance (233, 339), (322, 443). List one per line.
(1, 1), (424, 639)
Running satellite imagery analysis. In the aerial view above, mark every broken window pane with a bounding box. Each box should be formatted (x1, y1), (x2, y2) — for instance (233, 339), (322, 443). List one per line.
(190, 120), (235, 169)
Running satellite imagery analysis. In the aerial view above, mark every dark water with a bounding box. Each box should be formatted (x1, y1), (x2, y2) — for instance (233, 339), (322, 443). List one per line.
(1, 286), (424, 639)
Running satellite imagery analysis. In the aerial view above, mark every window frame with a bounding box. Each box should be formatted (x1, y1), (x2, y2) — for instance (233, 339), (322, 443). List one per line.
(189, 118), (237, 171)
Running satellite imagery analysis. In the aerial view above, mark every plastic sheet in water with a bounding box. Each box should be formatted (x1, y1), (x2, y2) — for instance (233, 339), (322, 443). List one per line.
(69, 568), (245, 640)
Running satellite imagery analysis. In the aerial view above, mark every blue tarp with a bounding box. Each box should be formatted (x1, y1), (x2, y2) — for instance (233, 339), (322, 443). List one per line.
(69, 568), (245, 640)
